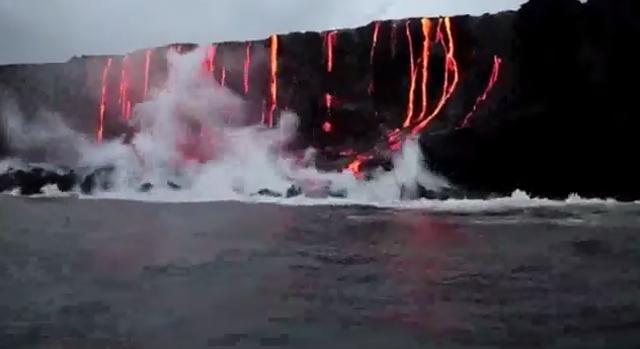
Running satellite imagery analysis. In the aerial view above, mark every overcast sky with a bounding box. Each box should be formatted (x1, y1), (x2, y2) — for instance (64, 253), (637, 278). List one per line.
(0, 0), (530, 64)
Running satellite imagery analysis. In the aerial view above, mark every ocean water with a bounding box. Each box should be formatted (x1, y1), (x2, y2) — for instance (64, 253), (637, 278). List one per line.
(1, 195), (639, 348)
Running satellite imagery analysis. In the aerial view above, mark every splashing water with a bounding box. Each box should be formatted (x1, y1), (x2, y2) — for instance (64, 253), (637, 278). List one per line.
(74, 47), (449, 203)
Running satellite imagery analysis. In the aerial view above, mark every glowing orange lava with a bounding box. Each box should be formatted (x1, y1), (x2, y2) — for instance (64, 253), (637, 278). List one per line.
(370, 22), (381, 64)
(411, 17), (459, 136)
(268, 35), (279, 127)
(118, 56), (129, 119)
(417, 18), (432, 124)
(143, 49), (152, 98)
(324, 31), (338, 73)
(243, 43), (251, 95)
(368, 22), (381, 95)
(97, 58), (113, 142)
(402, 20), (418, 128)
(207, 44), (217, 73)
(347, 154), (373, 180)
(461, 55), (502, 128)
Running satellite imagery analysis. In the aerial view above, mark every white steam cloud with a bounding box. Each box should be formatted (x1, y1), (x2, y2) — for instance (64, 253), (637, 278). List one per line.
(1, 46), (449, 204)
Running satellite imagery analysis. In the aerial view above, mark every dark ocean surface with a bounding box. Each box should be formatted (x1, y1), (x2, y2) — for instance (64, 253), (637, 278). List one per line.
(1, 196), (639, 348)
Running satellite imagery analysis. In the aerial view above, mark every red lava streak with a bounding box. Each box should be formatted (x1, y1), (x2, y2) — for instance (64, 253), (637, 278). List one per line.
(143, 49), (152, 98)
(461, 55), (502, 128)
(412, 17), (459, 136)
(243, 43), (251, 95)
(268, 35), (278, 127)
(322, 121), (333, 133)
(97, 58), (113, 142)
(368, 22), (381, 95)
(325, 31), (338, 73)
(403, 20), (418, 128)
(119, 56), (131, 119)
(207, 44), (217, 73)
(370, 22), (381, 64)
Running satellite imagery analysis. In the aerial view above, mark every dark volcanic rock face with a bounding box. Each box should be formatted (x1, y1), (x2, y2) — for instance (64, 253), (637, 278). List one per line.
(0, 0), (638, 200)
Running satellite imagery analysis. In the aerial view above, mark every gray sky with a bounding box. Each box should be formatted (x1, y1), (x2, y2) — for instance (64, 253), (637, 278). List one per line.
(0, 0), (529, 64)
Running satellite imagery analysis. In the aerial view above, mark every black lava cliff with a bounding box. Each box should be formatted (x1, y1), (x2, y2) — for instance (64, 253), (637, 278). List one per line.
(1, 0), (638, 200)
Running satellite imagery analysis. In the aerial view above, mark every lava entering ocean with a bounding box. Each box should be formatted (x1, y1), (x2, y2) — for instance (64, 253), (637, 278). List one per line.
(88, 17), (502, 184)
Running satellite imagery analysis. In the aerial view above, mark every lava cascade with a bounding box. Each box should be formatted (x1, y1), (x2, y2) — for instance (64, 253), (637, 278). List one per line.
(411, 17), (459, 136)
(97, 58), (113, 142)
(207, 44), (217, 73)
(267, 34), (279, 128)
(243, 43), (251, 95)
(368, 21), (381, 95)
(402, 20), (418, 128)
(118, 56), (130, 120)
(324, 31), (338, 73)
(143, 49), (152, 98)
(417, 19), (432, 124)
(461, 55), (502, 128)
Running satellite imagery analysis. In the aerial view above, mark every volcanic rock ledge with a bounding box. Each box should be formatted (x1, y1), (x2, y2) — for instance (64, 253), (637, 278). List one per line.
(0, 0), (638, 200)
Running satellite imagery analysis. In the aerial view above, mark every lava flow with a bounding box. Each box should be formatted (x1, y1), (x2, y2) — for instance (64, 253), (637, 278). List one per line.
(402, 20), (418, 128)
(267, 35), (279, 127)
(118, 56), (130, 120)
(411, 17), (459, 136)
(370, 22), (381, 64)
(417, 18), (432, 124)
(324, 31), (338, 73)
(461, 55), (503, 128)
(143, 49), (152, 98)
(243, 43), (251, 95)
(97, 58), (113, 142)
(368, 21), (381, 95)
(207, 44), (217, 73)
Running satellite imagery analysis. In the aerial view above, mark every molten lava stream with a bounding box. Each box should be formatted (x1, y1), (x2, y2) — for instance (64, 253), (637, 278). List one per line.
(402, 20), (418, 128)
(416, 18), (432, 124)
(268, 35), (278, 127)
(207, 44), (217, 73)
(243, 43), (251, 95)
(411, 17), (459, 136)
(368, 21), (381, 95)
(97, 58), (113, 142)
(143, 49), (153, 98)
(461, 55), (503, 128)
(118, 56), (130, 119)
(324, 31), (338, 73)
